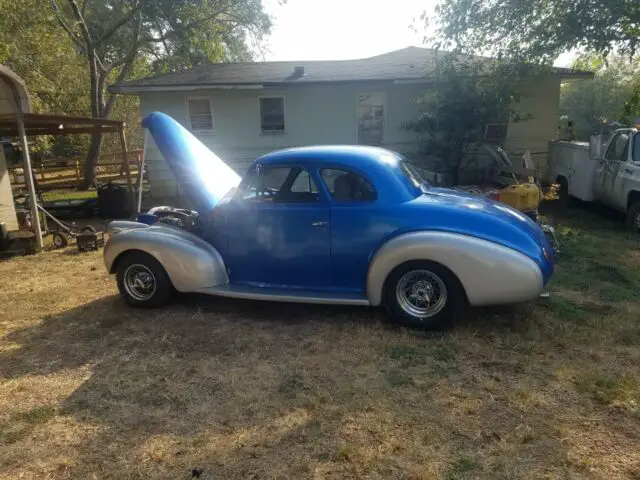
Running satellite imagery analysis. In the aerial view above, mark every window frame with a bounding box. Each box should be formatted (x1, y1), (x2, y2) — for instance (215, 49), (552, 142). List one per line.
(259, 95), (286, 135)
(605, 132), (631, 162)
(186, 96), (215, 133)
(356, 92), (386, 146)
(319, 166), (378, 205)
(234, 163), (322, 204)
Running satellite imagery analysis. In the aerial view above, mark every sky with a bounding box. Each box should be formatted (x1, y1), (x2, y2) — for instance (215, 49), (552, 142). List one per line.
(261, 0), (575, 67)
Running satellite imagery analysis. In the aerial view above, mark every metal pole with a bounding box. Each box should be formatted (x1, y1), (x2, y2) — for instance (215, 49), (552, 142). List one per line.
(16, 114), (44, 250)
(117, 125), (135, 217)
(137, 132), (147, 213)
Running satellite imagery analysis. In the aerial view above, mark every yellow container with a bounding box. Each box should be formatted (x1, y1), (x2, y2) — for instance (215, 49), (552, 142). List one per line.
(497, 183), (540, 211)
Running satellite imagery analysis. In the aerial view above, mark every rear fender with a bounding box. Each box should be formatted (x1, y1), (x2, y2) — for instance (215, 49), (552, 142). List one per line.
(366, 231), (543, 307)
(104, 224), (228, 292)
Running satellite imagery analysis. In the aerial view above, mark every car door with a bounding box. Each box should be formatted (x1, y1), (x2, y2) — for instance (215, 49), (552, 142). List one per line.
(222, 163), (332, 289)
(318, 167), (386, 294)
(596, 132), (629, 208)
(612, 131), (640, 210)
(605, 132), (632, 210)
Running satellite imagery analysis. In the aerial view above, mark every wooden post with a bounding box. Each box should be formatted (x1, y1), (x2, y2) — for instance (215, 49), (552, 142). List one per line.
(118, 125), (135, 216)
(136, 133), (148, 213)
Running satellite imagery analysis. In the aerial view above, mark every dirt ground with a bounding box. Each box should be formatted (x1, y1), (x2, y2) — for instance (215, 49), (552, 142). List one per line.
(1, 202), (640, 479)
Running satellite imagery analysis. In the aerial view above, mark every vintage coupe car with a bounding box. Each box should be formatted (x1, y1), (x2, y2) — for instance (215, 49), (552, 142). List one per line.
(104, 112), (554, 329)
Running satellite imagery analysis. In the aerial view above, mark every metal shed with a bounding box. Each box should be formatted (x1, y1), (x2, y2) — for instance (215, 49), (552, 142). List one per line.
(0, 65), (134, 251)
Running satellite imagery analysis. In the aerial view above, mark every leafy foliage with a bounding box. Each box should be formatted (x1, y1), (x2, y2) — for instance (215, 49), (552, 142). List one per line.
(0, 0), (90, 156)
(48, 0), (271, 186)
(428, 0), (640, 63)
(560, 55), (640, 139)
(404, 54), (531, 183)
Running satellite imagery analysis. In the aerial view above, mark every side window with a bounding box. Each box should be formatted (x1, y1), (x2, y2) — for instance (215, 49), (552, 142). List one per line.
(634, 135), (640, 163)
(605, 133), (630, 162)
(321, 168), (377, 203)
(238, 166), (319, 203)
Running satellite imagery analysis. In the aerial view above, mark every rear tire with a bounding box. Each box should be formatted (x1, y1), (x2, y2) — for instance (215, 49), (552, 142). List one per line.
(383, 260), (465, 330)
(626, 202), (640, 233)
(116, 251), (174, 308)
(51, 232), (68, 249)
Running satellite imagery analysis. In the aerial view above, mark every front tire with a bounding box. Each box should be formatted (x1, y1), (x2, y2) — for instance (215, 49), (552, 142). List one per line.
(383, 260), (465, 330)
(626, 202), (640, 233)
(116, 251), (174, 308)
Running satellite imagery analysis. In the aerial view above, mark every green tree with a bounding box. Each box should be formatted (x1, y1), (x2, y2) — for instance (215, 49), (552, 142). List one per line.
(0, 0), (90, 157)
(427, 0), (640, 63)
(51, 0), (271, 187)
(404, 55), (530, 184)
(560, 55), (640, 139)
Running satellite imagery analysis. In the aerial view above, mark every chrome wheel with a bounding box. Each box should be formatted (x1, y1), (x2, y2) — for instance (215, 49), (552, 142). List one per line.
(395, 269), (448, 318)
(635, 211), (640, 231)
(123, 264), (156, 301)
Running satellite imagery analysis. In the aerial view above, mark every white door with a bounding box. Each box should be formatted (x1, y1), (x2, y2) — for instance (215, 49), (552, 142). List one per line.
(596, 132), (631, 208)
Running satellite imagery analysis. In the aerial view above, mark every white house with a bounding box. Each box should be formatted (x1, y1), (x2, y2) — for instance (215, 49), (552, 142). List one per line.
(110, 47), (592, 201)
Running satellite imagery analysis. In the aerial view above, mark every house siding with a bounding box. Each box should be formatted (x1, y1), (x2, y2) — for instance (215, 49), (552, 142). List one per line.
(139, 76), (560, 199)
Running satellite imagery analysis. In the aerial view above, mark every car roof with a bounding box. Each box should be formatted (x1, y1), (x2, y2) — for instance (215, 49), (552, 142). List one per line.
(255, 145), (400, 169)
(253, 145), (421, 204)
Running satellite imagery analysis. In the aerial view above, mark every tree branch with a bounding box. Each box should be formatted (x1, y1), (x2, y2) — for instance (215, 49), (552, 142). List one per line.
(103, 12), (142, 117)
(51, 0), (84, 50)
(95, 0), (147, 47)
(66, 0), (93, 45)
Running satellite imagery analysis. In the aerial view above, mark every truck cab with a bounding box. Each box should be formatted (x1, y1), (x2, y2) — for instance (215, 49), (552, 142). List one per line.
(593, 128), (640, 230)
(551, 127), (640, 232)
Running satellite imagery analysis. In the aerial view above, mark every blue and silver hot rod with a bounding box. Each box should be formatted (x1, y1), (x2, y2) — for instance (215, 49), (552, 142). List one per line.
(104, 112), (554, 329)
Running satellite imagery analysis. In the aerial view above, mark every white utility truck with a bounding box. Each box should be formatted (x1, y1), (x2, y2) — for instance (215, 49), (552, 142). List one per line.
(549, 127), (640, 231)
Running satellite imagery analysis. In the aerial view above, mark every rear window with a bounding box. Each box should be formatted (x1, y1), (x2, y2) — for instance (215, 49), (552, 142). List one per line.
(399, 161), (429, 193)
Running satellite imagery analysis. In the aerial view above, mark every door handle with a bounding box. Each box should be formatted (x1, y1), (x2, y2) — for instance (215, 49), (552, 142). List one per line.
(311, 221), (328, 227)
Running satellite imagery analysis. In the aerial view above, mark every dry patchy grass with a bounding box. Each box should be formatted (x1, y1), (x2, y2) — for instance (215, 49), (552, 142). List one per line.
(1, 202), (640, 479)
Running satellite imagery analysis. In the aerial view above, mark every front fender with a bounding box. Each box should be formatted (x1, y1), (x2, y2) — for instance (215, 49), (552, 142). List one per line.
(104, 224), (228, 292)
(367, 231), (543, 307)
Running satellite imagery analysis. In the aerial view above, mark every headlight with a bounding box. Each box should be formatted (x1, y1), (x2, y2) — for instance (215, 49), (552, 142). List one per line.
(543, 247), (552, 262)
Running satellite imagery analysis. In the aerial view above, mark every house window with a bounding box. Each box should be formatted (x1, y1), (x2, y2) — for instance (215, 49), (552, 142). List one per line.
(357, 93), (384, 145)
(187, 97), (213, 131)
(260, 96), (285, 133)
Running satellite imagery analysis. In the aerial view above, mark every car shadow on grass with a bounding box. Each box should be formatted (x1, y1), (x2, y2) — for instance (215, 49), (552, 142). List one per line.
(0, 292), (589, 478)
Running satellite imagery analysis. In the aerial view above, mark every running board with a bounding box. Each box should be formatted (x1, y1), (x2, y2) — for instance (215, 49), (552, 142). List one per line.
(197, 284), (370, 306)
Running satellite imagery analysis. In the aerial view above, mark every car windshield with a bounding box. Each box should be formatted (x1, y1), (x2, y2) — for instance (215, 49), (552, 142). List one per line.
(399, 160), (429, 194)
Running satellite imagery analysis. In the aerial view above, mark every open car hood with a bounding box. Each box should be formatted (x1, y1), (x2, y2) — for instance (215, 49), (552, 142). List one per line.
(142, 112), (241, 215)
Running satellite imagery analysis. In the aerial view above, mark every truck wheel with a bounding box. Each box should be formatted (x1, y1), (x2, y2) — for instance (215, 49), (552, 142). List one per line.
(383, 260), (465, 330)
(116, 251), (174, 308)
(626, 202), (640, 233)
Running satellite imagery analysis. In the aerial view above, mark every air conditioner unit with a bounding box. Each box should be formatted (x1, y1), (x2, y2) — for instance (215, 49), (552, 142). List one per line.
(484, 123), (508, 142)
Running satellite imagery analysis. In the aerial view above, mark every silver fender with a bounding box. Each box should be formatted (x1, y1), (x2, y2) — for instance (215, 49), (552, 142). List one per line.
(104, 224), (228, 292)
(367, 231), (543, 307)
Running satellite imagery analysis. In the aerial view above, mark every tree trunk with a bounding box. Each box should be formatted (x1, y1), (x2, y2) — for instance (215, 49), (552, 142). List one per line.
(82, 132), (102, 188)
(82, 52), (102, 189)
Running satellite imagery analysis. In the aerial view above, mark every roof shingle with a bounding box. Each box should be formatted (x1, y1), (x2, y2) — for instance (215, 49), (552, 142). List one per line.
(110, 47), (593, 93)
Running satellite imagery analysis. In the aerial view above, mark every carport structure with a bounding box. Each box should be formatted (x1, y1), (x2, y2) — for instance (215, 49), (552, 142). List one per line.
(0, 65), (134, 251)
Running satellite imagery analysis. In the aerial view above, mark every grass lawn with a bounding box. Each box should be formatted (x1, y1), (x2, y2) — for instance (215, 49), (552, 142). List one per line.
(1, 202), (639, 479)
